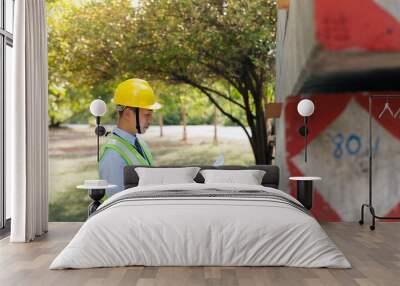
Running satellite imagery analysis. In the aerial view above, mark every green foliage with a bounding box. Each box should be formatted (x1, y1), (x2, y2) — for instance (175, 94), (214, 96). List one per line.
(153, 83), (215, 125)
(47, 0), (131, 126)
(48, 85), (72, 127)
(135, 0), (276, 81)
(48, 85), (94, 127)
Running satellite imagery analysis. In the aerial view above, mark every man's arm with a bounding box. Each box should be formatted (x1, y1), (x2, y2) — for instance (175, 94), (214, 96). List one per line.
(99, 149), (126, 197)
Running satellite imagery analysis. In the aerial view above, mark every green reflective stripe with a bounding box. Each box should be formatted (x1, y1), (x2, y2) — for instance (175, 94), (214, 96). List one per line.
(108, 138), (147, 165)
(99, 144), (108, 162)
(137, 138), (154, 165)
(99, 146), (105, 161)
(110, 135), (150, 166)
(100, 144), (133, 165)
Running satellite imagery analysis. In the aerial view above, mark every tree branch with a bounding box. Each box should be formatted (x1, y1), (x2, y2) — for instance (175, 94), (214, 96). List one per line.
(172, 74), (253, 143)
(200, 84), (246, 110)
(197, 58), (244, 95)
(173, 72), (246, 110)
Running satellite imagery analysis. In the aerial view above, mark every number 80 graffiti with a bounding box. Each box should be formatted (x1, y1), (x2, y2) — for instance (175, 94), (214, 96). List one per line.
(328, 133), (380, 159)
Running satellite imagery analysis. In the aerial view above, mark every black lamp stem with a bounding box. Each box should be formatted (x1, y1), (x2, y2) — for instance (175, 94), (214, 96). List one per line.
(96, 116), (100, 163)
(304, 116), (308, 162)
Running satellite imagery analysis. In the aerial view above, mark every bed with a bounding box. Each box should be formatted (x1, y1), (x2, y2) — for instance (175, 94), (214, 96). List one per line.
(50, 165), (351, 269)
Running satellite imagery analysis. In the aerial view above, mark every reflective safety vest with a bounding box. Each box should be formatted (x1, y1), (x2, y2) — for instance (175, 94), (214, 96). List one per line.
(99, 134), (154, 166)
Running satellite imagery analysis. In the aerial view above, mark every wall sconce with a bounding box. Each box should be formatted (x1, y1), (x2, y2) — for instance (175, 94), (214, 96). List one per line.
(297, 99), (315, 162)
(90, 99), (107, 162)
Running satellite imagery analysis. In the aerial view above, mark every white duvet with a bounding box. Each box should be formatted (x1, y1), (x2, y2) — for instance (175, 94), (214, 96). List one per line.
(50, 183), (351, 269)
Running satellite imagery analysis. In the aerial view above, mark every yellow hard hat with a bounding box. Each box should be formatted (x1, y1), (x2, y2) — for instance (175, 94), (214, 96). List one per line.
(114, 78), (162, 110)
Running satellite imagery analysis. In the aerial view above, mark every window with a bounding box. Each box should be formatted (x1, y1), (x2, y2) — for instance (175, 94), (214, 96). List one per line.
(0, 0), (14, 232)
(5, 0), (14, 33)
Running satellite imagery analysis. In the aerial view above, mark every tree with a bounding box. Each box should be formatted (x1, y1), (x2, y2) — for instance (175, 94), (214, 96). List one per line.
(134, 0), (277, 163)
(48, 0), (276, 163)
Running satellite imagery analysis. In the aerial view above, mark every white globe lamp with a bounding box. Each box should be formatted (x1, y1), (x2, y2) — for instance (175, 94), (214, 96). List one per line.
(297, 99), (315, 117)
(89, 99), (108, 162)
(297, 99), (315, 162)
(90, 99), (107, 117)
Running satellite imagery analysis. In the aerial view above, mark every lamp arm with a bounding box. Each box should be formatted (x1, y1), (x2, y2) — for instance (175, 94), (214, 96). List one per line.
(304, 116), (308, 162)
(96, 116), (100, 163)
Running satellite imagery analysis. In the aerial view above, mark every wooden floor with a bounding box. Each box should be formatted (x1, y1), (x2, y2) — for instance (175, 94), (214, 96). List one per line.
(0, 222), (399, 286)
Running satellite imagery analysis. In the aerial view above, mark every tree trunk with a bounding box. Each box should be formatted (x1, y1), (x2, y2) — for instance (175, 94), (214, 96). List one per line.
(49, 117), (61, 128)
(159, 112), (164, 137)
(251, 90), (272, 165)
(251, 131), (270, 164)
(181, 103), (187, 142)
(213, 106), (218, 145)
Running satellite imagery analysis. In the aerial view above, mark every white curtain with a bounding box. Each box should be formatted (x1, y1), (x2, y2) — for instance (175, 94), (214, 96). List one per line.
(9, 0), (49, 242)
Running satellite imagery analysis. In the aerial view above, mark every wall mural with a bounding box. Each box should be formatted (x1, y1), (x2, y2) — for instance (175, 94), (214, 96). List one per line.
(284, 94), (400, 221)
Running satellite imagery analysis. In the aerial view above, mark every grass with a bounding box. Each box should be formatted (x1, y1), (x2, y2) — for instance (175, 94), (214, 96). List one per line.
(49, 125), (254, 221)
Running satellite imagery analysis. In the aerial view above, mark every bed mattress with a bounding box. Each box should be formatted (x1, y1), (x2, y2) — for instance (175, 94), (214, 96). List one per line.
(50, 183), (351, 269)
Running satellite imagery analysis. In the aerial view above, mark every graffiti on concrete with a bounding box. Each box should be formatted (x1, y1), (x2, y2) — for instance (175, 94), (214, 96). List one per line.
(328, 132), (380, 159)
(286, 96), (400, 222)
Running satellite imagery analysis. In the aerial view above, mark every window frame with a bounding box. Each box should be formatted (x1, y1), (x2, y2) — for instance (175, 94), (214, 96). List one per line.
(0, 0), (14, 233)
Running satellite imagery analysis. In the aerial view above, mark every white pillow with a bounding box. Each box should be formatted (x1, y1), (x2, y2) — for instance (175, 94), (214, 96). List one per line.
(200, 169), (266, 185)
(135, 167), (201, 186)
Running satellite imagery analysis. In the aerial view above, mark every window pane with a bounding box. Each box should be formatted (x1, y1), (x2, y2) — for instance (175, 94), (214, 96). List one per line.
(6, 0), (14, 33)
(0, 1), (2, 30)
(0, 38), (3, 227)
(5, 44), (13, 220)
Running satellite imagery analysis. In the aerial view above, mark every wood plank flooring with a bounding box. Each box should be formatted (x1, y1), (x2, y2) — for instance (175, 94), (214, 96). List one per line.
(0, 222), (399, 286)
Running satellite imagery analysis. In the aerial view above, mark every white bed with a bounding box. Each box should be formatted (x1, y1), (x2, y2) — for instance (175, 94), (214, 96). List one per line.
(50, 183), (351, 269)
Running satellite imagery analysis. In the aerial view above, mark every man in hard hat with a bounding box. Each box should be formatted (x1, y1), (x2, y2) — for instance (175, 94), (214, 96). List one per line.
(99, 78), (162, 197)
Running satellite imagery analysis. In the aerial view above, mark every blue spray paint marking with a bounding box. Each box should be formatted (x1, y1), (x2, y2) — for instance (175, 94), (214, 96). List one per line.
(346, 134), (362, 155)
(329, 133), (344, 159)
(328, 132), (380, 159)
